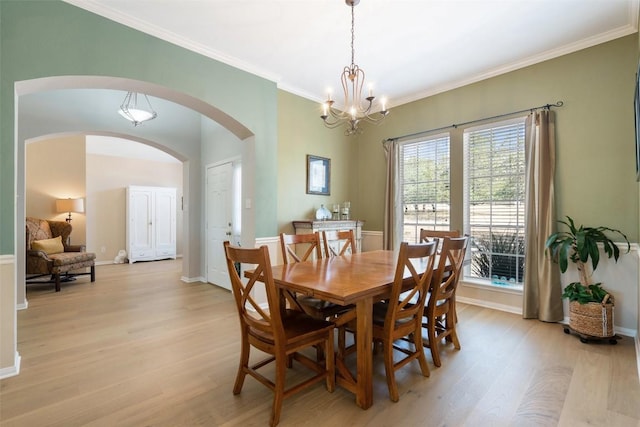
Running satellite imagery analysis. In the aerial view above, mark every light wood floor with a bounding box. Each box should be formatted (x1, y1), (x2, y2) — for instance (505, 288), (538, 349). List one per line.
(1, 260), (639, 427)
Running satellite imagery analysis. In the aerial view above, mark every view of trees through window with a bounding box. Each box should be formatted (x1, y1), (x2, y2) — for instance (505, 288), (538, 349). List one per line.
(464, 119), (526, 289)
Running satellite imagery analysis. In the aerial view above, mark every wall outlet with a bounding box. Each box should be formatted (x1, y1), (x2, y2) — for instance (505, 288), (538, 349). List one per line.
(101, 246), (106, 253)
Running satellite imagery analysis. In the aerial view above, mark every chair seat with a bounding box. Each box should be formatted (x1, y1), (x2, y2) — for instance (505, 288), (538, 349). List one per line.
(250, 309), (334, 345)
(282, 309), (335, 339)
(297, 296), (354, 318)
(49, 251), (96, 266)
(372, 302), (415, 328)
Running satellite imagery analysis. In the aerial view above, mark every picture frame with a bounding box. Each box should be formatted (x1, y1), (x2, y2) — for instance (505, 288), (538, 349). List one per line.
(635, 61), (640, 181)
(306, 155), (330, 195)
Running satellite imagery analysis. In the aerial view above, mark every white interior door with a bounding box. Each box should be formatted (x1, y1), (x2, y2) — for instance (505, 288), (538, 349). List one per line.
(154, 188), (177, 258)
(128, 188), (154, 261)
(207, 162), (234, 290)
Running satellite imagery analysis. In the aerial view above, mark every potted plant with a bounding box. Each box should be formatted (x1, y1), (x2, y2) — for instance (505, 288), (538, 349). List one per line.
(545, 216), (630, 342)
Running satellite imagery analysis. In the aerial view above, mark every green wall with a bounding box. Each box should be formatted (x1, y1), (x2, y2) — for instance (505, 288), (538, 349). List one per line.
(277, 91), (353, 233)
(354, 35), (639, 242)
(0, 0), (278, 255)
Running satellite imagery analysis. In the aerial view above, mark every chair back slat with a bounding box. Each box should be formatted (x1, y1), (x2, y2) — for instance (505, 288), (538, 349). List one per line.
(280, 232), (323, 264)
(386, 241), (438, 326)
(322, 229), (356, 257)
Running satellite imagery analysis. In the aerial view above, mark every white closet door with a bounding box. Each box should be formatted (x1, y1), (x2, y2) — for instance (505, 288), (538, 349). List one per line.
(128, 188), (154, 262)
(154, 188), (176, 259)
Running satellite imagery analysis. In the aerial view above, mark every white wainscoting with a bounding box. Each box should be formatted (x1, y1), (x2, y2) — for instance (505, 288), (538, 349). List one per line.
(361, 231), (383, 252)
(0, 255), (20, 379)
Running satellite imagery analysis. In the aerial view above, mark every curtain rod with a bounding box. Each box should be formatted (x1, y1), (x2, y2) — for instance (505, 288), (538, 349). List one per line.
(384, 100), (564, 143)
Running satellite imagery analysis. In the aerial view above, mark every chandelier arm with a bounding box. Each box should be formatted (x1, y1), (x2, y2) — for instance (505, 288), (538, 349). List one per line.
(361, 110), (389, 124)
(341, 67), (351, 108)
(322, 116), (349, 129)
(328, 105), (349, 120)
(352, 66), (364, 109)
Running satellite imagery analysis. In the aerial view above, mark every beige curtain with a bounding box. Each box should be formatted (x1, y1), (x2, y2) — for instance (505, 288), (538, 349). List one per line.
(523, 110), (563, 321)
(383, 139), (398, 250)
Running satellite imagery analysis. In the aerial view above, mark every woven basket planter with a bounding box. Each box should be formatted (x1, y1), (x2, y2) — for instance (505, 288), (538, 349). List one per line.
(568, 295), (614, 338)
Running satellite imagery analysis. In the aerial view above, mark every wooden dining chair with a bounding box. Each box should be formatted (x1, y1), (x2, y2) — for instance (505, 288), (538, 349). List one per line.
(322, 229), (356, 257)
(338, 241), (438, 402)
(223, 241), (335, 427)
(280, 232), (323, 264)
(422, 236), (469, 367)
(279, 232), (348, 320)
(376, 241), (438, 401)
(419, 228), (461, 322)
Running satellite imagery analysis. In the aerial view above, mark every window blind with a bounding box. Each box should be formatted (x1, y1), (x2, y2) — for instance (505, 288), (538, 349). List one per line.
(400, 134), (451, 243)
(464, 119), (526, 287)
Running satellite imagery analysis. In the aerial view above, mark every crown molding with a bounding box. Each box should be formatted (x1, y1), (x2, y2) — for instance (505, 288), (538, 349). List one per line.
(62, 0), (282, 85)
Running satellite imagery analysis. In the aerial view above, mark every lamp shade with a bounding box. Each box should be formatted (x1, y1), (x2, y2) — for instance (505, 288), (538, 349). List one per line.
(56, 198), (84, 213)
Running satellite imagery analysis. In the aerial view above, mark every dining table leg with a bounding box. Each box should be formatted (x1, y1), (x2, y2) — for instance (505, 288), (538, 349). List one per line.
(355, 296), (373, 409)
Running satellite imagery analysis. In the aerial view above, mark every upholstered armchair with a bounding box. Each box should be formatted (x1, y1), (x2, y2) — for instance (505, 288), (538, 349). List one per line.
(26, 217), (96, 292)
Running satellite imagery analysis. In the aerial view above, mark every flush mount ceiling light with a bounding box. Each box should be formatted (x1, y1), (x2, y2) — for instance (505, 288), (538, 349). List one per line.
(320, 0), (389, 136)
(118, 91), (157, 126)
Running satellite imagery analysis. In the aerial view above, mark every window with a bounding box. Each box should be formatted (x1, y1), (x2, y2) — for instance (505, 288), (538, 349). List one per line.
(464, 118), (526, 289)
(400, 134), (450, 243)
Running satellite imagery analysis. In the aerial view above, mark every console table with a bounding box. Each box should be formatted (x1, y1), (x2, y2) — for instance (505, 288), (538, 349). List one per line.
(292, 220), (364, 253)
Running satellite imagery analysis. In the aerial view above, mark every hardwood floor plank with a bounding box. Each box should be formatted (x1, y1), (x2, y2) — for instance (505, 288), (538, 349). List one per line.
(1, 260), (638, 427)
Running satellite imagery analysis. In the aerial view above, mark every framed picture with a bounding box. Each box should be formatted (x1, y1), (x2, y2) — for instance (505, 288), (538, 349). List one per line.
(306, 155), (330, 195)
(635, 61), (640, 181)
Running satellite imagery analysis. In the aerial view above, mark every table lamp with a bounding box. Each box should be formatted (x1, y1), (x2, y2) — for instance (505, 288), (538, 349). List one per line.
(56, 198), (84, 223)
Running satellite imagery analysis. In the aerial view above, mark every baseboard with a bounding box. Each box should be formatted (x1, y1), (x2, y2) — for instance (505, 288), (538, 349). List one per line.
(560, 316), (637, 338)
(0, 352), (21, 379)
(456, 295), (522, 315)
(636, 334), (640, 383)
(181, 276), (205, 283)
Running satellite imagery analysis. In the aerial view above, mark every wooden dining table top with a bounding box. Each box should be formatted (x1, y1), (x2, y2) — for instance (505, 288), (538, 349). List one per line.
(268, 250), (401, 305)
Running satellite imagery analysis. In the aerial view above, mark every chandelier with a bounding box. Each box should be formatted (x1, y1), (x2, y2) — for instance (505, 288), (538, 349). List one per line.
(118, 91), (157, 126)
(320, 0), (388, 136)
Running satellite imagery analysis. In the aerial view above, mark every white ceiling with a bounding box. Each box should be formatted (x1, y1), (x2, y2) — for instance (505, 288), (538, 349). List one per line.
(64, 0), (638, 109)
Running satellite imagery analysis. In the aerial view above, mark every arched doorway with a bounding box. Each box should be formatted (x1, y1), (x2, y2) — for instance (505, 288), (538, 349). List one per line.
(15, 76), (255, 307)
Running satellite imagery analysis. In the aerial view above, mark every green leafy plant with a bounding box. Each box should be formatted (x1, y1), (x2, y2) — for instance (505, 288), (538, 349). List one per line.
(471, 231), (524, 284)
(545, 216), (630, 304)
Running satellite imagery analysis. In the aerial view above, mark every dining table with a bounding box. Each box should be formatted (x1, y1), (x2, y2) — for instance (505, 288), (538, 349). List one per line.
(266, 249), (412, 410)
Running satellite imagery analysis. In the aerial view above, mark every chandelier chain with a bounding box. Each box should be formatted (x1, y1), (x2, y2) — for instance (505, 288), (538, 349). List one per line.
(350, 4), (355, 67)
